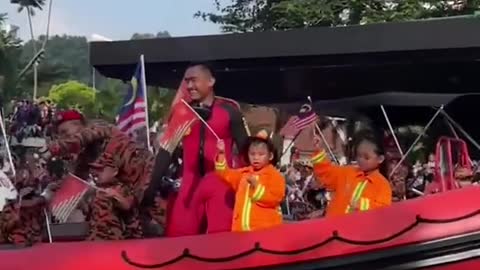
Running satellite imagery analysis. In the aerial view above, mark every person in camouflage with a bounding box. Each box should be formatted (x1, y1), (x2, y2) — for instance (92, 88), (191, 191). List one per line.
(86, 155), (143, 240)
(0, 196), (45, 246)
(0, 154), (52, 246)
(41, 110), (163, 240)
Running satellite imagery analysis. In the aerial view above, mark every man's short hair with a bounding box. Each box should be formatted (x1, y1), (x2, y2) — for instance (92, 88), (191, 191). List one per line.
(186, 61), (216, 78)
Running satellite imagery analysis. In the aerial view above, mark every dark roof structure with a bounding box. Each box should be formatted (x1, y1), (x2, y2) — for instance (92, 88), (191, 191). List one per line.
(90, 17), (480, 104)
(273, 92), (468, 114)
(273, 93), (480, 146)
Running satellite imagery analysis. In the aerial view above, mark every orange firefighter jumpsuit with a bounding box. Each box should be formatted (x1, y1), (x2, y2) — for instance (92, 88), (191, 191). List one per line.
(215, 159), (285, 232)
(311, 151), (392, 217)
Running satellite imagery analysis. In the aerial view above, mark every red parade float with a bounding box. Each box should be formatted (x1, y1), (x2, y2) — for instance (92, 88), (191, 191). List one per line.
(3, 18), (480, 270)
(0, 185), (480, 270)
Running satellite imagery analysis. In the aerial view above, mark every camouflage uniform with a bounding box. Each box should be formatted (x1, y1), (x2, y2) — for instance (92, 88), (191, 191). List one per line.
(0, 200), (45, 246)
(48, 123), (164, 240)
(0, 165), (47, 246)
(86, 184), (142, 240)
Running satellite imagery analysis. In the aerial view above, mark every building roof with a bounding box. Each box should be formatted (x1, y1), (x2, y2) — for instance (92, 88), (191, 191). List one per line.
(90, 18), (480, 103)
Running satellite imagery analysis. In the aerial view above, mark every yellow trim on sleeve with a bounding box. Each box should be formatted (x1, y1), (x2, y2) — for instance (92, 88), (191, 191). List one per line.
(311, 151), (327, 164)
(251, 184), (265, 202)
(360, 198), (370, 211)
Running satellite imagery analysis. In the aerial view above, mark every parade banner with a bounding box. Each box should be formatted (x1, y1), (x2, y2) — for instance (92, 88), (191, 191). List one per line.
(49, 173), (89, 223)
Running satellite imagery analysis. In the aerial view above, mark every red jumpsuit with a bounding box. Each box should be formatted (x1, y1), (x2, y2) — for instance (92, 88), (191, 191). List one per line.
(166, 98), (248, 236)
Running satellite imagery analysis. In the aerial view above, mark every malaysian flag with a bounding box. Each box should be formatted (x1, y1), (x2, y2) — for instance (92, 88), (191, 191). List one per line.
(49, 174), (90, 223)
(165, 78), (190, 123)
(117, 61), (147, 135)
(280, 104), (318, 139)
(158, 82), (198, 154)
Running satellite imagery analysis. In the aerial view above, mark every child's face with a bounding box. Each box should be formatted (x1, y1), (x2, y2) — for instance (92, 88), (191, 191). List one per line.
(355, 141), (384, 173)
(248, 143), (272, 170)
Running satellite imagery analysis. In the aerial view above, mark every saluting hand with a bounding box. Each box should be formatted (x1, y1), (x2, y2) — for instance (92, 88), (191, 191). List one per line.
(217, 139), (226, 154)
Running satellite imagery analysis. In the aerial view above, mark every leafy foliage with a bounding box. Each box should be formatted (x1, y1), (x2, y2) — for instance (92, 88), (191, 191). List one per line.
(47, 81), (97, 117)
(20, 35), (90, 94)
(10, 0), (45, 15)
(95, 79), (124, 122)
(130, 31), (171, 39)
(147, 86), (175, 122)
(0, 14), (23, 102)
(197, 0), (480, 32)
(2, 12), (177, 124)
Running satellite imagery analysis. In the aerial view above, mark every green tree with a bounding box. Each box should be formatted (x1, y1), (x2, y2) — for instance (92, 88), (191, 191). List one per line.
(197, 0), (480, 32)
(19, 35), (89, 97)
(94, 79), (175, 125)
(88, 31), (175, 124)
(147, 86), (175, 123)
(47, 81), (97, 117)
(11, 0), (47, 99)
(0, 14), (23, 102)
(10, 0), (45, 10)
(95, 79), (123, 121)
(130, 31), (171, 40)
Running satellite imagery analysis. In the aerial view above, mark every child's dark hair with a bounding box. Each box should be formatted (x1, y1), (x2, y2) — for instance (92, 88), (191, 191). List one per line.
(241, 137), (279, 166)
(352, 130), (388, 177)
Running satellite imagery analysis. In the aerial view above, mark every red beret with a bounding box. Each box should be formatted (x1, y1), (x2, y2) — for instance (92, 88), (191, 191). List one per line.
(54, 110), (84, 126)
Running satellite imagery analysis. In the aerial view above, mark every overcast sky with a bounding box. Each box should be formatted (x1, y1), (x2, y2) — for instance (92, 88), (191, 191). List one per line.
(0, 0), (225, 40)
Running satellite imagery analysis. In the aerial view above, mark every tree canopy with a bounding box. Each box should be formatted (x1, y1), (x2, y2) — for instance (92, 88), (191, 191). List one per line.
(197, 0), (480, 32)
(131, 31), (171, 39)
(0, 14), (22, 103)
(47, 80), (97, 116)
(10, 0), (45, 12)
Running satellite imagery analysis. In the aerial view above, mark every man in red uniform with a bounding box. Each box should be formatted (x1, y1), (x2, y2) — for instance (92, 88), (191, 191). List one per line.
(164, 63), (249, 236)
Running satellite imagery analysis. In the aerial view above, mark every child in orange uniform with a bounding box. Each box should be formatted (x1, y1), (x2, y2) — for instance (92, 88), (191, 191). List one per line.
(215, 130), (285, 232)
(312, 131), (392, 217)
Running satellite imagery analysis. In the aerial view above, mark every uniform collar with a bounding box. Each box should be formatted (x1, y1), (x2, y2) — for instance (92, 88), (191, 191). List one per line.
(244, 164), (275, 173)
(355, 169), (382, 183)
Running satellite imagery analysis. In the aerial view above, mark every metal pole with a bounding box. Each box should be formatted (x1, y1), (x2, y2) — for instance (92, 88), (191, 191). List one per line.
(44, 209), (53, 243)
(444, 117), (459, 139)
(389, 106), (444, 178)
(285, 197), (291, 217)
(92, 68), (96, 90)
(0, 111), (15, 177)
(315, 124), (339, 164)
(441, 111), (480, 152)
(330, 119), (347, 143)
(281, 131), (301, 157)
(140, 55), (152, 152)
(442, 116), (474, 166)
(381, 105), (404, 156)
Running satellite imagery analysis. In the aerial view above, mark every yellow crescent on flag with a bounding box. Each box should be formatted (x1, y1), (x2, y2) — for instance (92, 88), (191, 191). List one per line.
(124, 76), (138, 107)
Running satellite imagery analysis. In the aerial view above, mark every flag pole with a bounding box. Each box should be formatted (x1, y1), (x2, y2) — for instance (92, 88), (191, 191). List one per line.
(0, 111), (16, 177)
(44, 209), (53, 243)
(140, 54), (152, 151)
